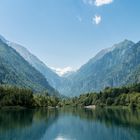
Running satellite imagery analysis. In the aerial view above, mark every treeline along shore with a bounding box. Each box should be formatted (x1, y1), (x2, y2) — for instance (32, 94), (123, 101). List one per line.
(0, 83), (140, 109)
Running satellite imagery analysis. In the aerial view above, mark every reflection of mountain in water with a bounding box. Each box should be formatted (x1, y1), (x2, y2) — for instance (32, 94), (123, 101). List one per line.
(0, 108), (140, 140)
(43, 108), (140, 140)
(0, 109), (58, 140)
(60, 108), (140, 129)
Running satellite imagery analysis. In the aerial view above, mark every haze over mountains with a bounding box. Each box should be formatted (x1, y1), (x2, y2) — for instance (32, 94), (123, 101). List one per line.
(8, 42), (61, 89)
(0, 34), (140, 97)
(63, 40), (138, 96)
(0, 36), (59, 96)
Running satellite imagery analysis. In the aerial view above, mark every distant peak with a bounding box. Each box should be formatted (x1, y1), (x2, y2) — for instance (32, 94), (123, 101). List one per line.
(50, 66), (75, 77)
(110, 39), (135, 51)
(0, 34), (7, 43)
(123, 39), (130, 42)
(122, 39), (134, 44)
(136, 40), (140, 45)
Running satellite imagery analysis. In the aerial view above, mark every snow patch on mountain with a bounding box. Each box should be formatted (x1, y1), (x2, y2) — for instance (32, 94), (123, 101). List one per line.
(51, 66), (75, 76)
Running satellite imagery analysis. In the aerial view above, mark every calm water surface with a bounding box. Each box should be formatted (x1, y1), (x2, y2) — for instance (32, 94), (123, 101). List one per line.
(0, 108), (140, 140)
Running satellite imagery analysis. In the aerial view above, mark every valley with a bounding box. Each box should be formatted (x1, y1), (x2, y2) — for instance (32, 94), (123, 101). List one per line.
(1, 35), (140, 109)
(0, 1), (140, 140)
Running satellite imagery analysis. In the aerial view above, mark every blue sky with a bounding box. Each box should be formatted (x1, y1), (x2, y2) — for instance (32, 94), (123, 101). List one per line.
(0, 0), (140, 71)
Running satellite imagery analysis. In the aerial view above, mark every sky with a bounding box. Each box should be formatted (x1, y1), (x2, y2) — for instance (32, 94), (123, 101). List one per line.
(0, 0), (140, 73)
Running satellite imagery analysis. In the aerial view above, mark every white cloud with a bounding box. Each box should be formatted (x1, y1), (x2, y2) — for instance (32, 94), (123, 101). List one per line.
(95, 0), (113, 6)
(51, 66), (75, 76)
(83, 0), (113, 6)
(92, 15), (101, 25)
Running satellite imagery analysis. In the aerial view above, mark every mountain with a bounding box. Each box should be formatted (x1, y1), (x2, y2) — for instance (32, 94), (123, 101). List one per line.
(50, 67), (75, 77)
(0, 38), (58, 95)
(7, 42), (62, 89)
(1, 34), (140, 97)
(63, 39), (140, 96)
(62, 71), (76, 78)
(0, 35), (7, 43)
(0, 35), (68, 96)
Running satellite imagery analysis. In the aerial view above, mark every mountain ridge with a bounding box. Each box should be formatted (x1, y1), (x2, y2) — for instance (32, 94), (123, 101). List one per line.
(8, 42), (62, 89)
(1, 34), (140, 97)
(0, 38), (59, 96)
(62, 39), (139, 96)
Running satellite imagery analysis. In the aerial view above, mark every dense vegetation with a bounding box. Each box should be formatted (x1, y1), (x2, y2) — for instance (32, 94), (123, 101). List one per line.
(61, 83), (140, 109)
(1, 83), (140, 109)
(0, 85), (59, 108)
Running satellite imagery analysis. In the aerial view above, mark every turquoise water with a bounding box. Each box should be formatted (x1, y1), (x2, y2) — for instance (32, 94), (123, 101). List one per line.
(0, 108), (140, 140)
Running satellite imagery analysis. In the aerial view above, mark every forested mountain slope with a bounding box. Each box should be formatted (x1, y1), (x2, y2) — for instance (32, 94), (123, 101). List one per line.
(64, 40), (140, 96)
(0, 38), (58, 95)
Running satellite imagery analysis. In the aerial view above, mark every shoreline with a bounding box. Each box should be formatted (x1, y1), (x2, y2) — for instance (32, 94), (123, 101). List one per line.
(84, 105), (96, 109)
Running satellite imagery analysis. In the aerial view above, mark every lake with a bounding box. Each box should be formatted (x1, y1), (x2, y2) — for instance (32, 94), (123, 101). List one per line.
(0, 108), (140, 140)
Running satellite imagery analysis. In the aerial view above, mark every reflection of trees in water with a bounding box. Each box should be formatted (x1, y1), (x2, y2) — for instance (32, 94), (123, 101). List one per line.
(59, 108), (140, 129)
(44, 108), (140, 140)
(0, 108), (140, 140)
(55, 108), (140, 140)
(0, 109), (34, 131)
(0, 109), (58, 140)
(1, 108), (139, 130)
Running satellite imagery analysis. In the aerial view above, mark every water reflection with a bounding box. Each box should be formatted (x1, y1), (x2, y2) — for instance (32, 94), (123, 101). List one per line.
(0, 109), (58, 140)
(54, 135), (74, 140)
(0, 108), (140, 140)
